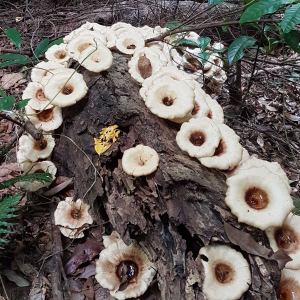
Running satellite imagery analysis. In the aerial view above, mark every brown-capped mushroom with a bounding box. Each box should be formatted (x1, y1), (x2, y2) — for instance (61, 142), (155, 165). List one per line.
(276, 269), (300, 299)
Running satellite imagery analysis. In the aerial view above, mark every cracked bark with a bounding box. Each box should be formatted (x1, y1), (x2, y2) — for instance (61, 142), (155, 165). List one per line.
(53, 52), (280, 300)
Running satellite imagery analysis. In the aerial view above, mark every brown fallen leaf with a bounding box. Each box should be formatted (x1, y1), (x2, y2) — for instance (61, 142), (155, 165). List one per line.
(77, 265), (96, 279)
(224, 222), (271, 257)
(270, 249), (293, 270)
(0, 163), (19, 177)
(284, 112), (300, 122)
(1, 73), (24, 89)
(82, 277), (95, 300)
(42, 178), (73, 196)
(64, 238), (103, 275)
(138, 54), (152, 79)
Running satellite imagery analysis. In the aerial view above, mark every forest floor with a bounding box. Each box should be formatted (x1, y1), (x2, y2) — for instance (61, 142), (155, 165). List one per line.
(0, 0), (299, 299)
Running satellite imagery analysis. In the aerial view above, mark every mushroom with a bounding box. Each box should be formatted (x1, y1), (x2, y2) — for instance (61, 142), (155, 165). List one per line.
(45, 44), (70, 64)
(111, 22), (134, 33)
(31, 61), (66, 83)
(77, 30), (107, 46)
(103, 231), (122, 248)
(225, 166), (294, 230)
(266, 213), (300, 270)
(92, 25), (117, 48)
(79, 45), (113, 73)
(63, 22), (93, 43)
(122, 145), (159, 177)
(115, 31), (145, 55)
(19, 161), (57, 191)
(43, 69), (88, 107)
(176, 117), (221, 158)
(25, 105), (63, 131)
(276, 269), (300, 299)
(199, 245), (251, 300)
(95, 238), (156, 300)
(22, 82), (53, 110)
(144, 75), (195, 120)
(205, 95), (224, 124)
(54, 197), (93, 239)
(200, 124), (243, 170)
(18, 134), (55, 162)
(17, 150), (32, 171)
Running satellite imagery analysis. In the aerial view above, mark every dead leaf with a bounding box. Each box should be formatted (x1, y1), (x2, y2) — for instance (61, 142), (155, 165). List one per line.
(0, 163), (19, 177)
(0, 269), (30, 287)
(82, 277), (95, 300)
(94, 125), (120, 155)
(64, 238), (103, 275)
(224, 222), (271, 257)
(256, 134), (264, 148)
(77, 265), (96, 279)
(138, 55), (152, 79)
(270, 249), (293, 270)
(1, 73), (23, 89)
(42, 178), (73, 196)
(284, 112), (300, 122)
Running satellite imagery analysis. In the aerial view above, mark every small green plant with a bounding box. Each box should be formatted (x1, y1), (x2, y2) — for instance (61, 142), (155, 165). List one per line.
(0, 171), (53, 249)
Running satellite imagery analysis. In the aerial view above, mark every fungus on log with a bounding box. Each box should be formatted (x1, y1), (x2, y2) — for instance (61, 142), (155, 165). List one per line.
(52, 53), (280, 300)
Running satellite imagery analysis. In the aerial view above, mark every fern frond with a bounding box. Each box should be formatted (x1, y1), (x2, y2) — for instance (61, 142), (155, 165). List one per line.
(0, 171), (52, 190)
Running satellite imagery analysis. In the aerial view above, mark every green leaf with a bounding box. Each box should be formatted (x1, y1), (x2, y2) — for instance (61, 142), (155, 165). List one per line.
(197, 37), (211, 51)
(293, 197), (300, 215)
(165, 20), (180, 29)
(208, 0), (227, 7)
(227, 36), (256, 65)
(280, 3), (300, 33)
(47, 37), (64, 49)
(173, 38), (199, 47)
(16, 98), (30, 110)
(6, 28), (21, 49)
(33, 38), (49, 59)
(240, 0), (283, 24)
(198, 52), (211, 65)
(0, 95), (15, 110)
(283, 29), (300, 53)
(0, 58), (31, 68)
(0, 90), (4, 97)
(222, 18), (232, 32)
(0, 54), (27, 61)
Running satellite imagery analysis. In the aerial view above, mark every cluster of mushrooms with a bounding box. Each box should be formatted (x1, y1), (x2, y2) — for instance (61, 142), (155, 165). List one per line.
(14, 20), (300, 299)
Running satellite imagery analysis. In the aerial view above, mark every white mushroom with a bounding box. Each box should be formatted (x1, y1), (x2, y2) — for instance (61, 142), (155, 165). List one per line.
(78, 30), (107, 46)
(63, 22), (93, 43)
(103, 231), (122, 248)
(205, 95), (224, 124)
(122, 145), (159, 177)
(199, 245), (251, 300)
(31, 61), (66, 83)
(45, 44), (70, 64)
(276, 269), (300, 299)
(115, 32), (145, 55)
(17, 150), (32, 171)
(18, 134), (55, 162)
(54, 197), (93, 239)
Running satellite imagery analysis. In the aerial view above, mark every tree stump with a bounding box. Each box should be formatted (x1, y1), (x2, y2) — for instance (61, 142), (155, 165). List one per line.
(52, 52), (280, 300)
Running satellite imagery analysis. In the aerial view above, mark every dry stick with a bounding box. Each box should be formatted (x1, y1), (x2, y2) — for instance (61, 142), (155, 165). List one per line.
(145, 19), (282, 43)
(0, 127), (24, 159)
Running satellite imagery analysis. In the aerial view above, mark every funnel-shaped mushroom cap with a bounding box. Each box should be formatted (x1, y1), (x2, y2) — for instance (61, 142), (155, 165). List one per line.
(79, 45), (113, 72)
(23, 82), (53, 110)
(20, 161), (57, 191)
(31, 61), (66, 83)
(277, 269), (300, 299)
(95, 238), (156, 300)
(54, 197), (93, 239)
(45, 44), (70, 64)
(176, 117), (221, 158)
(212, 42), (225, 50)
(225, 166), (294, 230)
(63, 22), (93, 43)
(122, 145), (159, 177)
(92, 26), (117, 48)
(234, 158), (291, 193)
(103, 231), (121, 248)
(116, 32), (145, 55)
(77, 30), (107, 45)
(144, 76), (195, 120)
(25, 105), (63, 131)
(266, 213), (300, 270)
(17, 150), (32, 171)
(199, 245), (251, 300)
(205, 95), (224, 124)
(19, 134), (55, 162)
(200, 124), (243, 170)
(66, 35), (103, 60)
(111, 22), (134, 32)
(43, 69), (88, 107)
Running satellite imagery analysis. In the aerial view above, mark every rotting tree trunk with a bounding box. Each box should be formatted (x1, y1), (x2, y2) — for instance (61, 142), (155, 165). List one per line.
(52, 52), (280, 300)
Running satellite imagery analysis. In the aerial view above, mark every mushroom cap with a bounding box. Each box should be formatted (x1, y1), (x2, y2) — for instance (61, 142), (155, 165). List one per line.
(31, 61), (66, 83)
(205, 95), (224, 124)
(266, 213), (300, 270)
(66, 35), (103, 60)
(25, 105), (63, 131)
(18, 134), (55, 162)
(93, 27), (117, 48)
(79, 45), (113, 73)
(22, 82), (53, 110)
(225, 166), (294, 230)
(176, 117), (221, 158)
(45, 44), (70, 64)
(103, 231), (122, 248)
(54, 197), (93, 239)
(111, 22), (134, 32)
(277, 269), (300, 299)
(122, 145), (159, 177)
(95, 238), (156, 300)
(200, 245), (251, 300)
(63, 22), (93, 43)
(43, 69), (88, 107)
(78, 30), (107, 46)
(115, 31), (145, 55)
(19, 161), (57, 191)
(233, 157), (291, 193)
(144, 76), (195, 120)
(200, 124), (243, 170)
(16, 150), (32, 171)
(212, 42), (225, 50)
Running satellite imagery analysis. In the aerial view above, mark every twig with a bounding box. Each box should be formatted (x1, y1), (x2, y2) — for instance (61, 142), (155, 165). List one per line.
(0, 113), (23, 127)
(0, 274), (9, 300)
(24, 121), (43, 140)
(0, 127), (24, 160)
(0, 47), (31, 55)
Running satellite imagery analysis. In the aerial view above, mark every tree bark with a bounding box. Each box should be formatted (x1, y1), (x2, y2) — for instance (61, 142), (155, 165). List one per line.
(52, 52), (280, 300)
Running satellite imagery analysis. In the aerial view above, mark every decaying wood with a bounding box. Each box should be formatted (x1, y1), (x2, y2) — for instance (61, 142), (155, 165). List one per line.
(53, 52), (280, 300)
